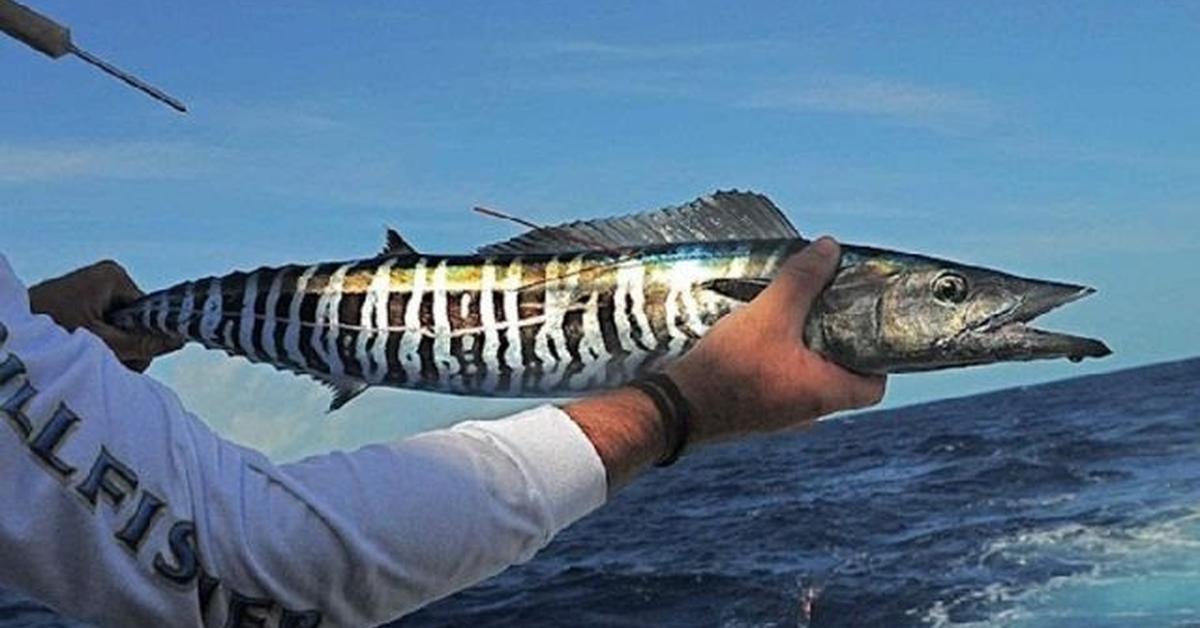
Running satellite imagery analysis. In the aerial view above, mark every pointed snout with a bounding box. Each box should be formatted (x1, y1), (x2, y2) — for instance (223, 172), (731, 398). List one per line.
(1000, 278), (1111, 361)
(1011, 279), (1096, 323)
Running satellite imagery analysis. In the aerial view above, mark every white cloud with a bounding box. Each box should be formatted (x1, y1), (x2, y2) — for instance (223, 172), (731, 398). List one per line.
(518, 40), (786, 60)
(0, 141), (225, 184)
(503, 40), (995, 133)
(739, 76), (994, 129)
(155, 347), (539, 462)
(205, 102), (348, 133)
(522, 71), (994, 132)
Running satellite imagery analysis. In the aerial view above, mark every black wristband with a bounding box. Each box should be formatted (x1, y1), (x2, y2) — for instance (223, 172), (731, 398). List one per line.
(629, 372), (692, 467)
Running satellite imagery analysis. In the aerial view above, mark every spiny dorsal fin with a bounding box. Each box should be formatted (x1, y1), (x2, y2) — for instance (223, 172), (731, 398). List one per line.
(381, 227), (417, 256)
(478, 190), (801, 255)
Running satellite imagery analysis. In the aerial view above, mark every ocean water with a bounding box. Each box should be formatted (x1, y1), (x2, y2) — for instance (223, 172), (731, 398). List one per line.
(2, 358), (1197, 627)
(401, 357), (1200, 627)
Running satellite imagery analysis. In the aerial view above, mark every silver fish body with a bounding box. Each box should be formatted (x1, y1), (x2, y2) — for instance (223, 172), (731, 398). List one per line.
(112, 242), (788, 399)
(111, 192), (1110, 408)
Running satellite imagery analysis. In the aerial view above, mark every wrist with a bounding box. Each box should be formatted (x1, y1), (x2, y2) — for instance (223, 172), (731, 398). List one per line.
(628, 373), (692, 466)
(665, 358), (728, 446)
(563, 387), (668, 495)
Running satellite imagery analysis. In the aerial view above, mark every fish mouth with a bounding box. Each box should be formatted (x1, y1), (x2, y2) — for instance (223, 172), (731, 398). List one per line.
(958, 281), (1112, 363)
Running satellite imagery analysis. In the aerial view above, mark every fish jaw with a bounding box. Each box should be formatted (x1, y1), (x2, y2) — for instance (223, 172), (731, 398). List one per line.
(955, 280), (1110, 363)
(921, 279), (1112, 371)
(958, 322), (1112, 364)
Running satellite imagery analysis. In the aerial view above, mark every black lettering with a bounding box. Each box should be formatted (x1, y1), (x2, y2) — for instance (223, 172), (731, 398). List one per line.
(225, 591), (273, 628)
(115, 490), (164, 551)
(280, 609), (322, 628)
(198, 570), (220, 619)
(0, 380), (35, 438)
(76, 446), (139, 508)
(154, 520), (200, 585)
(0, 352), (24, 385)
(28, 403), (79, 477)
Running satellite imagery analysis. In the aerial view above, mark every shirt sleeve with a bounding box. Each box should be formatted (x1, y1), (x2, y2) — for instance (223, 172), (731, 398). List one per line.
(0, 254), (608, 628)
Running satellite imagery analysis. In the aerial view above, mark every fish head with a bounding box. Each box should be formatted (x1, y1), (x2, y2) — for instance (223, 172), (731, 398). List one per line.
(807, 249), (1112, 373)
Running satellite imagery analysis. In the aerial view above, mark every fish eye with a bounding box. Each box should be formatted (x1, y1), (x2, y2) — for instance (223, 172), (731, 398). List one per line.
(932, 272), (969, 304)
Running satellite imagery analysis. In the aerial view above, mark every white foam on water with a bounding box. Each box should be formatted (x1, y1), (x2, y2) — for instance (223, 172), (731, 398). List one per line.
(914, 510), (1200, 626)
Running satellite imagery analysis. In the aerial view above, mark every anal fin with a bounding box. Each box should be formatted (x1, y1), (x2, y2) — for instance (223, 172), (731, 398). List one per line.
(314, 375), (370, 413)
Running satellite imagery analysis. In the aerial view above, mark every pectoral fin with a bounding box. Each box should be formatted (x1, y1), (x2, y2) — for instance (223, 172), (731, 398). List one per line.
(700, 278), (769, 302)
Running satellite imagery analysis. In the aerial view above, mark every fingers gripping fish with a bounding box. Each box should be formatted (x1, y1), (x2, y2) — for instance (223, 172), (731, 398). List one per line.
(111, 191), (1111, 411)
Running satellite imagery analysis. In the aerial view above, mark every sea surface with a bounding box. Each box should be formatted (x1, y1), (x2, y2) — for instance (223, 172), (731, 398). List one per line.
(401, 358), (1200, 627)
(3, 358), (1198, 627)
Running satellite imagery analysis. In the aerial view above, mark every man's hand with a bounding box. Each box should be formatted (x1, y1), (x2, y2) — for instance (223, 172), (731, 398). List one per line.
(27, 260), (183, 372)
(666, 237), (886, 445)
(565, 237), (885, 493)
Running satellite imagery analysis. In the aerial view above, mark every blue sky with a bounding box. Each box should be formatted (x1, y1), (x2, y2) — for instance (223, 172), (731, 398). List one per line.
(2, 2), (1197, 460)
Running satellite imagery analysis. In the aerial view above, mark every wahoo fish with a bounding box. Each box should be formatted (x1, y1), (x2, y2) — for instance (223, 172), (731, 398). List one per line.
(111, 191), (1111, 410)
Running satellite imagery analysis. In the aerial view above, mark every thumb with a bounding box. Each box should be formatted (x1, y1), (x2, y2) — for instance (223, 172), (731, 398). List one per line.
(754, 236), (841, 322)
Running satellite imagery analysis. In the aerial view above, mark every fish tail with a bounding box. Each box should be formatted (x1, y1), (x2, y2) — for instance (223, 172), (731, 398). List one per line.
(111, 266), (287, 361)
(110, 285), (190, 339)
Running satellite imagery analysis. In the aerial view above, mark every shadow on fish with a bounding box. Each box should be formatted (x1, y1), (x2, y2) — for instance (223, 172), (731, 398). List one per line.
(110, 191), (1111, 411)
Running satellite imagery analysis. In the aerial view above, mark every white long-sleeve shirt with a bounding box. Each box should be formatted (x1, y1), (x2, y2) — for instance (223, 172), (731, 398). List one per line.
(0, 254), (608, 627)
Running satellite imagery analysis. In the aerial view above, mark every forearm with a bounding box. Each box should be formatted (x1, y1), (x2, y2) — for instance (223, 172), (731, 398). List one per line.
(0, 255), (608, 626)
(563, 388), (667, 495)
(267, 406), (607, 621)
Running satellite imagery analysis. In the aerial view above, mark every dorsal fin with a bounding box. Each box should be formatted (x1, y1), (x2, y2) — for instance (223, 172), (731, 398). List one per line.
(381, 227), (417, 256)
(477, 190), (801, 255)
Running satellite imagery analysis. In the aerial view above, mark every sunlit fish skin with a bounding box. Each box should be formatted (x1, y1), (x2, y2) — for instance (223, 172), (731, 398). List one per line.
(110, 191), (1110, 410)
